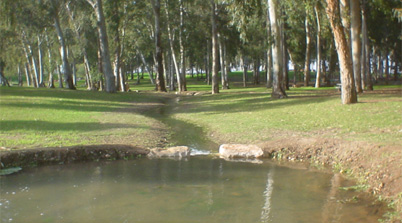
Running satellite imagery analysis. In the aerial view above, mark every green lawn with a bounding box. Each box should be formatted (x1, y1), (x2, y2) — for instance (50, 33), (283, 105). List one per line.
(1, 72), (401, 149)
(172, 85), (402, 145)
(0, 87), (167, 149)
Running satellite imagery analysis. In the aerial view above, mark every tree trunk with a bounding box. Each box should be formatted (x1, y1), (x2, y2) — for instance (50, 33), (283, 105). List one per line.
(179, 0), (187, 91)
(206, 39), (211, 85)
(211, 1), (219, 94)
(27, 44), (39, 88)
(164, 0), (181, 92)
(163, 52), (169, 88)
(38, 36), (44, 87)
(378, 52), (383, 81)
(315, 3), (322, 88)
(151, 0), (167, 92)
(267, 50), (273, 88)
(287, 49), (297, 85)
(0, 62), (10, 87)
(385, 54), (389, 85)
(112, 1), (125, 92)
(24, 63), (31, 86)
(350, 0), (363, 93)
(393, 58), (398, 81)
(281, 24), (289, 90)
(22, 44), (32, 87)
(45, 30), (55, 88)
(66, 3), (92, 90)
(223, 42), (229, 88)
(219, 35), (228, 89)
(361, 0), (373, 90)
(253, 59), (260, 85)
(328, 40), (338, 83)
(57, 65), (63, 88)
(54, 13), (75, 90)
(266, 2), (273, 88)
(268, 0), (287, 98)
(326, 0), (358, 104)
(169, 52), (175, 90)
(83, 52), (93, 90)
(242, 56), (247, 87)
(322, 59), (329, 86)
(70, 48), (77, 87)
(18, 65), (23, 86)
(137, 67), (141, 84)
(47, 44), (55, 88)
(88, 0), (115, 92)
(283, 51), (289, 90)
(304, 12), (312, 87)
(139, 53), (155, 84)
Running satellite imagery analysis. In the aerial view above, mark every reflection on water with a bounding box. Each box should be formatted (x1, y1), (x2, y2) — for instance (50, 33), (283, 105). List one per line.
(0, 158), (384, 223)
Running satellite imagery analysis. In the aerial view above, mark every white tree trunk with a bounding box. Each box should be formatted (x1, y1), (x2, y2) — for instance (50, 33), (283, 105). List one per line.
(268, 0), (286, 98)
(304, 12), (311, 87)
(87, 0), (116, 92)
(54, 14), (75, 89)
(314, 4), (322, 88)
(164, 2), (182, 92)
(38, 36), (44, 87)
(211, 1), (219, 94)
(179, 0), (187, 91)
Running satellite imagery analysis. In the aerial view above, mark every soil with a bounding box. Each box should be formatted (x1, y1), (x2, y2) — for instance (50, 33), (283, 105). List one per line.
(258, 138), (402, 209)
(0, 145), (149, 168)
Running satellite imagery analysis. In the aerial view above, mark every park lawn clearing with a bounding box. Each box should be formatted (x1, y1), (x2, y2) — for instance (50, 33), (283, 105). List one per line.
(172, 86), (402, 146)
(0, 87), (168, 149)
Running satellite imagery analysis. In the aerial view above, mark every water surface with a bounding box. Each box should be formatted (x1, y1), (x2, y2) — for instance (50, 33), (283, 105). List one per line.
(0, 157), (384, 222)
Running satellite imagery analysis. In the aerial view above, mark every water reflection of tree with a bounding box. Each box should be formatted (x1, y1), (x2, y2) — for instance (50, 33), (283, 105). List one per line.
(321, 173), (342, 222)
(261, 169), (275, 222)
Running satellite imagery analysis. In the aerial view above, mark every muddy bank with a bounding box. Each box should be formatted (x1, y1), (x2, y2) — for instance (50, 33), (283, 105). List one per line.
(0, 145), (149, 169)
(259, 137), (402, 221)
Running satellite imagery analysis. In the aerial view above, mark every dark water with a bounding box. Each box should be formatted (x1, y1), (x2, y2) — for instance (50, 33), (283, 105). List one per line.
(0, 157), (384, 223)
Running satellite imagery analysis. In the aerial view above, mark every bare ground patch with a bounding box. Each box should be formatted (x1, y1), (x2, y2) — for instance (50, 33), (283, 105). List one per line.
(258, 137), (402, 221)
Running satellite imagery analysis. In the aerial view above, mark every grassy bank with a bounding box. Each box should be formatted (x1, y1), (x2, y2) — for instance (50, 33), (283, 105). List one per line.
(0, 87), (168, 149)
(173, 85), (402, 146)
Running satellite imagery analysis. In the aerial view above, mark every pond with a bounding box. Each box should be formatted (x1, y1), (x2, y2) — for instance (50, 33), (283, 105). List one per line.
(0, 157), (384, 223)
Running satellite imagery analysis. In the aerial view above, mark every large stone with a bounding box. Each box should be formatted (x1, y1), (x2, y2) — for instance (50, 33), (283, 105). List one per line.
(219, 144), (264, 159)
(147, 146), (190, 158)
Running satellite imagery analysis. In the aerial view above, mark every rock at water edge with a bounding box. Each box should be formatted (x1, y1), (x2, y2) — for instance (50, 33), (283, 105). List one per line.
(219, 144), (264, 159)
(148, 146), (190, 158)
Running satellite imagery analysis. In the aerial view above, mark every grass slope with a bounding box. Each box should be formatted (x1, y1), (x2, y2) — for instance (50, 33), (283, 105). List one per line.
(0, 87), (167, 149)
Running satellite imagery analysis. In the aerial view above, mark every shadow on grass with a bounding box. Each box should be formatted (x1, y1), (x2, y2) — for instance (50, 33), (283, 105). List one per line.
(0, 87), (159, 104)
(176, 92), (338, 115)
(0, 120), (154, 132)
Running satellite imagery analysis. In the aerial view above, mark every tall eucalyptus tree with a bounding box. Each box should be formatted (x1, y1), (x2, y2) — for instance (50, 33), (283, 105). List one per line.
(150, 0), (167, 92)
(211, 0), (219, 94)
(86, 0), (116, 93)
(350, 0), (363, 93)
(51, 0), (75, 89)
(268, 0), (286, 98)
(326, 0), (357, 104)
